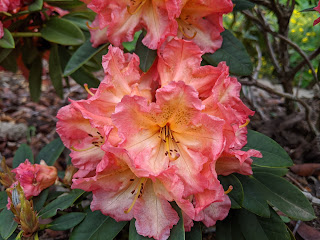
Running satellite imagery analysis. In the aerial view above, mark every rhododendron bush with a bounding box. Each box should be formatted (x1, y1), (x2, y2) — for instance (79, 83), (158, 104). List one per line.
(0, 0), (317, 240)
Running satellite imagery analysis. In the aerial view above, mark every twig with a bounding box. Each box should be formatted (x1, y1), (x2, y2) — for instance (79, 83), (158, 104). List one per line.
(240, 79), (319, 136)
(293, 220), (302, 235)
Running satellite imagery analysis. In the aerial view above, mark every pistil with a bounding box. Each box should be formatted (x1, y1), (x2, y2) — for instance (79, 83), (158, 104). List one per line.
(159, 125), (180, 161)
(127, 0), (147, 15)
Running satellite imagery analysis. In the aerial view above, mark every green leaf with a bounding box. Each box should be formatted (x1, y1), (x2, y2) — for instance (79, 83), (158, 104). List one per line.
(38, 189), (85, 219)
(70, 210), (127, 240)
(237, 208), (291, 240)
(242, 130), (293, 168)
(63, 39), (108, 76)
(0, 48), (13, 63)
(47, 212), (86, 230)
(41, 18), (85, 46)
(129, 219), (153, 240)
(49, 44), (63, 98)
(35, 137), (64, 165)
(232, 0), (255, 11)
(185, 222), (201, 240)
(13, 143), (33, 168)
(203, 30), (252, 76)
(317, 61), (320, 82)
(33, 188), (49, 212)
(219, 174), (243, 209)
(253, 172), (316, 221)
(0, 29), (15, 49)
(0, 209), (18, 240)
(43, 0), (84, 9)
(29, 0), (43, 11)
(29, 55), (42, 102)
(123, 31), (142, 52)
(135, 33), (157, 72)
(235, 175), (270, 217)
(216, 211), (245, 240)
(0, 192), (8, 210)
(252, 166), (288, 176)
(58, 45), (100, 88)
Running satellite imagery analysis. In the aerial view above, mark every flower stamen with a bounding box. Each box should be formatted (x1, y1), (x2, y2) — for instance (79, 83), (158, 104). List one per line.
(160, 125), (180, 161)
(224, 185), (233, 195)
(84, 84), (94, 96)
(125, 178), (146, 214)
(240, 119), (250, 128)
(177, 18), (197, 40)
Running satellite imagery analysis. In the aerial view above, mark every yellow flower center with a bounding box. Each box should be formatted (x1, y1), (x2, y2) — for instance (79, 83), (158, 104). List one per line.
(159, 124), (180, 161)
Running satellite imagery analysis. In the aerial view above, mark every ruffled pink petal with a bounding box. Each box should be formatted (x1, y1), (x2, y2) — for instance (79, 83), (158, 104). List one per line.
(182, 211), (194, 232)
(194, 194), (231, 227)
(314, 2), (320, 26)
(140, 1), (178, 49)
(158, 39), (227, 99)
(89, 17), (108, 47)
(134, 181), (179, 240)
(215, 149), (262, 176)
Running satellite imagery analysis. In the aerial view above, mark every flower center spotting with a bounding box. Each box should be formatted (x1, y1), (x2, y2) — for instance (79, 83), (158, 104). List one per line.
(127, 0), (148, 15)
(176, 15), (197, 40)
(71, 131), (105, 152)
(125, 177), (147, 214)
(159, 124), (180, 161)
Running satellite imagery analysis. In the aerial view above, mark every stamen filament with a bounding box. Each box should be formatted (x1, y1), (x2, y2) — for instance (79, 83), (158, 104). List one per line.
(240, 119), (250, 128)
(224, 185), (233, 194)
(125, 178), (146, 214)
(86, 22), (99, 30)
(84, 84), (94, 96)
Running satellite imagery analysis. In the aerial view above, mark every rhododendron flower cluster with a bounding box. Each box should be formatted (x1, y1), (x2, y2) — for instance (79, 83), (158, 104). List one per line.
(57, 38), (261, 240)
(315, 0), (320, 26)
(7, 159), (58, 207)
(84, 0), (233, 52)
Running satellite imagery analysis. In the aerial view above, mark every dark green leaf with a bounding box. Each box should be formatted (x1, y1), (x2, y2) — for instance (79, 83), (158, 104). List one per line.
(235, 175), (270, 217)
(317, 61), (320, 82)
(129, 219), (153, 240)
(0, 49), (17, 72)
(242, 130), (293, 168)
(0, 29), (15, 49)
(70, 210), (127, 240)
(0, 209), (18, 240)
(216, 211), (245, 240)
(254, 173), (316, 221)
(0, 192), (8, 210)
(28, 0), (43, 11)
(33, 188), (49, 212)
(49, 44), (63, 98)
(185, 222), (201, 240)
(58, 45), (100, 88)
(123, 31), (142, 52)
(0, 48), (13, 63)
(219, 174), (243, 209)
(29, 55), (42, 102)
(135, 33), (157, 72)
(35, 137), (64, 165)
(41, 18), (85, 46)
(203, 30), (252, 76)
(252, 166), (288, 176)
(38, 189), (85, 219)
(63, 39), (108, 76)
(300, 7), (316, 12)
(232, 0), (255, 11)
(237, 208), (291, 240)
(13, 143), (33, 168)
(47, 212), (86, 230)
(43, 0), (84, 9)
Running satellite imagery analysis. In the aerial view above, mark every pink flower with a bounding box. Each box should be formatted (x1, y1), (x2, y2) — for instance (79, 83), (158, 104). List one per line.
(85, 0), (179, 49)
(11, 159), (57, 199)
(176, 0), (233, 52)
(0, 0), (21, 12)
(73, 147), (194, 240)
(314, 0), (320, 26)
(84, 0), (232, 52)
(57, 40), (261, 239)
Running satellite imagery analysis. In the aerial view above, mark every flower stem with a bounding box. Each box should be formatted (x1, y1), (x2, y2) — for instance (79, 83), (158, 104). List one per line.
(11, 32), (42, 37)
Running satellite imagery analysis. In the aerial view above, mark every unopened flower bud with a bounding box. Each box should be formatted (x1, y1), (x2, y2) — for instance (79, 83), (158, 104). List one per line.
(0, 157), (16, 188)
(63, 165), (78, 186)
